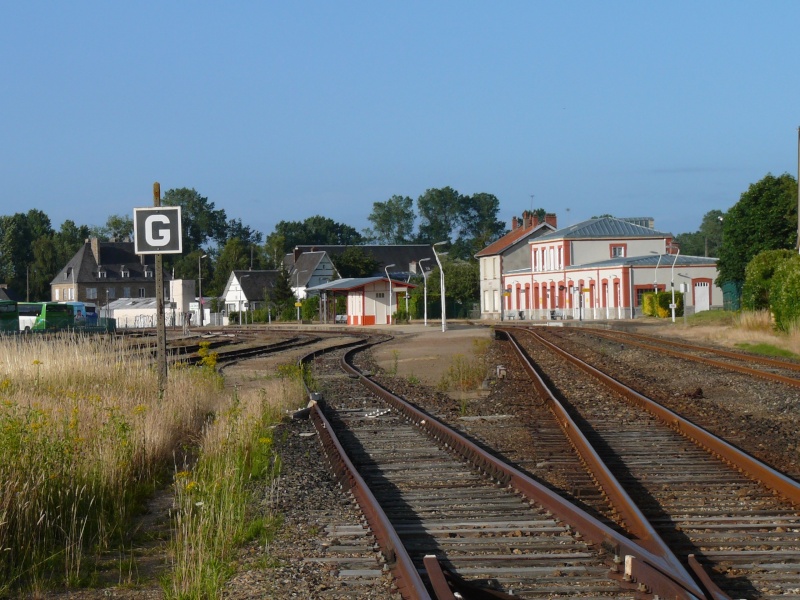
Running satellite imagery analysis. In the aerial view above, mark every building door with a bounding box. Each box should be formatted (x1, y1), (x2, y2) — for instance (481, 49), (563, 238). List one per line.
(694, 281), (710, 312)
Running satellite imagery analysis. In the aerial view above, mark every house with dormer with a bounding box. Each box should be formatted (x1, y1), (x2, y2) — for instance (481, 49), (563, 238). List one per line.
(50, 238), (169, 308)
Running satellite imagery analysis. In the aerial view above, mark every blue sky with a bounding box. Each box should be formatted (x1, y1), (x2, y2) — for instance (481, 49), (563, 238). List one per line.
(2, 2), (799, 241)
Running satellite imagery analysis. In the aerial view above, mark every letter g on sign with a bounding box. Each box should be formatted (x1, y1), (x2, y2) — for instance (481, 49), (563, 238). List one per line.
(145, 215), (171, 247)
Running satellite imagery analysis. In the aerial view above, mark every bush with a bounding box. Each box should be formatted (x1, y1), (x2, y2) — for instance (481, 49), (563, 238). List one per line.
(643, 291), (683, 318)
(768, 254), (800, 331)
(742, 249), (794, 311)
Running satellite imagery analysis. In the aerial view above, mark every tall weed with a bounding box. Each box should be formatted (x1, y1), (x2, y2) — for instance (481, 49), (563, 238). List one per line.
(0, 334), (220, 593)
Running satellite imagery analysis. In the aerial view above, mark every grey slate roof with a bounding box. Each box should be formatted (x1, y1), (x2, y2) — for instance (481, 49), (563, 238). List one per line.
(290, 251), (338, 286)
(285, 245), (435, 276)
(231, 270), (280, 301)
(535, 217), (672, 242)
(306, 277), (416, 292)
(564, 253), (718, 271)
(51, 241), (163, 285)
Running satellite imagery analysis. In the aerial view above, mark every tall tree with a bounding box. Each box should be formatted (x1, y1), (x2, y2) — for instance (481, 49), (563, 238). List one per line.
(416, 186), (463, 244)
(271, 215), (364, 252)
(211, 238), (250, 294)
(332, 247), (379, 278)
(460, 192), (505, 256)
(162, 188), (228, 251)
(90, 214), (134, 241)
(54, 220), (90, 264)
(364, 195), (415, 244)
(717, 173), (797, 285)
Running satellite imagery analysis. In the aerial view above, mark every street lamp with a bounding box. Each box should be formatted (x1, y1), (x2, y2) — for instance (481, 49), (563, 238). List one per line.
(384, 264), (396, 324)
(418, 258), (431, 326)
(198, 254), (207, 327)
(433, 242), (448, 332)
(239, 274), (250, 325)
(650, 251), (663, 294)
(670, 249), (680, 323)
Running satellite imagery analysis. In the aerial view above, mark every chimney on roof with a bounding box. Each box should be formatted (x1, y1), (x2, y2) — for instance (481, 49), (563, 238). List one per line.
(545, 213), (558, 228)
(90, 238), (100, 265)
(525, 211), (534, 229)
(511, 216), (519, 230)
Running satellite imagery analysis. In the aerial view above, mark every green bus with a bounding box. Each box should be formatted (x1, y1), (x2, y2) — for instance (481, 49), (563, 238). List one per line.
(18, 302), (74, 333)
(0, 300), (18, 334)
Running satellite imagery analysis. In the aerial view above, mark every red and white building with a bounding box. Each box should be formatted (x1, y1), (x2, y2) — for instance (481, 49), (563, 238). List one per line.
(475, 211), (557, 320)
(306, 276), (414, 326)
(484, 216), (722, 320)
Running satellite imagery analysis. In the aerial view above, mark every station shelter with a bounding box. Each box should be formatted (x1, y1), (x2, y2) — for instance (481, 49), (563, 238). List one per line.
(306, 277), (415, 325)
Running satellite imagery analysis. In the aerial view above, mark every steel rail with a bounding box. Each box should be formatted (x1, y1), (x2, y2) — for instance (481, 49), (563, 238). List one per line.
(521, 327), (800, 505)
(497, 328), (699, 588)
(339, 345), (705, 600)
(582, 327), (800, 388)
(298, 337), (436, 600)
(310, 403), (434, 600)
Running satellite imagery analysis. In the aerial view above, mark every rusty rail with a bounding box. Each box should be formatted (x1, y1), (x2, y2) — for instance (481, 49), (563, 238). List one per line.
(585, 327), (800, 388)
(310, 402), (433, 600)
(340, 345), (706, 599)
(522, 327), (800, 506)
(497, 328), (696, 582)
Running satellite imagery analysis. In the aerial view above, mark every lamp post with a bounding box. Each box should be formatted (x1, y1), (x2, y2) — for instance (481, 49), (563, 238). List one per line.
(670, 249), (680, 323)
(239, 274), (250, 326)
(198, 254), (207, 327)
(433, 242), (447, 332)
(651, 251), (663, 294)
(384, 264), (396, 324)
(418, 258), (430, 326)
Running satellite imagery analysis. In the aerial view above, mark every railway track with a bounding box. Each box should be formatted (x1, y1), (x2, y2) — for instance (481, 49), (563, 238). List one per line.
(302, 340), (703, 599)
(503, 327), (800, 599)
(560, 326), (800, 388)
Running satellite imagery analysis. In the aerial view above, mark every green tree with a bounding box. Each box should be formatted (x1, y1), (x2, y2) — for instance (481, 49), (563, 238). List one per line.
(54, 220), (91, 264)
(263, 232), (287, 269)
(90, 214), (133, 241)
(332, 247), (379, 278)
(460, 192), (505, 257)
(271, 266), (295, 312)
(0, 210), (55, 291)
(29, 235), (62, 301)
(416, 186), (462, 244)
(768, 254), (800, 331)
(211, 239), (251, 295)
(162, 188), (228, 251)
(741, 249), (794, 311)
(717, 173), (797, 286)
(364, 195), (415, 244)
(272, 215), (364, 251)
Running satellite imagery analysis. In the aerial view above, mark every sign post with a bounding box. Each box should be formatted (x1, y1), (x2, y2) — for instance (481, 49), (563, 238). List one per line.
(134, 187), (183, 397)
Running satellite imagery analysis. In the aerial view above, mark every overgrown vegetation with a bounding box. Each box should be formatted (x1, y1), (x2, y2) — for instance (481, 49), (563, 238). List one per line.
(437, 338), (491, 394)
(0, 334), (304, 597)
(166, 374), (303, 599)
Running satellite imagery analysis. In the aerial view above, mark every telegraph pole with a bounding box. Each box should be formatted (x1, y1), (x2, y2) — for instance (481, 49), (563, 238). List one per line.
(154, 183), (167, 396)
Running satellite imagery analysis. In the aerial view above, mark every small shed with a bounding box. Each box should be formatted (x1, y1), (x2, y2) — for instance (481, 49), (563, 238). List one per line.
(306, 277), (415, 326)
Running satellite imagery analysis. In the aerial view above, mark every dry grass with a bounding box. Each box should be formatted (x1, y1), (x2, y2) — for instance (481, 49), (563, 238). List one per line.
(654, 310), (800, 358)
(0, 335), (224, 593)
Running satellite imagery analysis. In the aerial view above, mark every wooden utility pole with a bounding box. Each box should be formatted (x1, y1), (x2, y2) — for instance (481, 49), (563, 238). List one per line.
(154, 182), (168, 396)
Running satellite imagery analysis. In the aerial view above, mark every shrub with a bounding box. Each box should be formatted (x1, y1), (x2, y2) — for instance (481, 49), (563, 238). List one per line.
(742, 249), (794, 311)
(768, 254), (800, 331)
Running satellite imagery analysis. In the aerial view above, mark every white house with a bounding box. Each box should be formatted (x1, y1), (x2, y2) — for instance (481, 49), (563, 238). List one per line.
(289, 251), (340, 299)
(475, 211), (557, 320)
(220, 270), (279, 324)
(496, 216), (722, 320)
